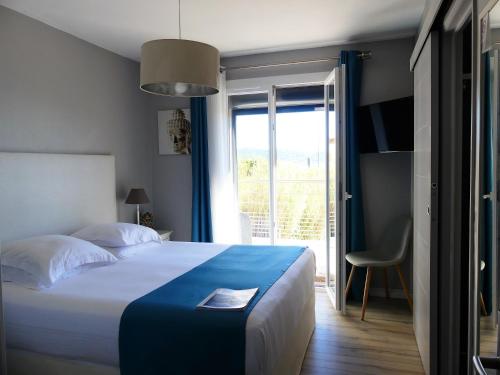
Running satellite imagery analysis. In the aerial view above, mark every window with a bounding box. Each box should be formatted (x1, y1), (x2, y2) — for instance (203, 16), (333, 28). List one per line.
(232, 85), (334, 281)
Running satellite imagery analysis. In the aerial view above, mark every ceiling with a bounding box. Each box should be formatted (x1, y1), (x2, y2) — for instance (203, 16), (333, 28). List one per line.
(490, 2), (500, 27)
(0, 0), (425, 61)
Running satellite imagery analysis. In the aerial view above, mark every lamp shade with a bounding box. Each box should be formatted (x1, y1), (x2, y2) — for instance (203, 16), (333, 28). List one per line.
(140, 39), (220, 97)
(125, 189), (150, 205)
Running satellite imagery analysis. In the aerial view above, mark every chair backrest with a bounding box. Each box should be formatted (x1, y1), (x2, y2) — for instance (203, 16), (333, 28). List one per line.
(376, 216), (413, 263)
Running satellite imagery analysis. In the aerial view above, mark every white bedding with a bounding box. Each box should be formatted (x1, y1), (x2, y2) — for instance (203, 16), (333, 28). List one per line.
(4, 241), (315, 375)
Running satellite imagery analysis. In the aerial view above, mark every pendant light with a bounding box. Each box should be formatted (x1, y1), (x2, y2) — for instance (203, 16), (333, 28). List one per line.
(140, 0), (220, 97)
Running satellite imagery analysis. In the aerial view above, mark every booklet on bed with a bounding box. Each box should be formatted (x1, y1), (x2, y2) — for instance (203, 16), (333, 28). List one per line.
(196, 288), (259, 311)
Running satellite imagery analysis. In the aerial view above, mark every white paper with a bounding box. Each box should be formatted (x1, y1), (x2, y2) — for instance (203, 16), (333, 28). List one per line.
(197, 288), (259, 310)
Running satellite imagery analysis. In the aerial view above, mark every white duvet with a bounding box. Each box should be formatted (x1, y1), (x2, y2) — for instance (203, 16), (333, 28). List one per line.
(3, 241), (315, 374)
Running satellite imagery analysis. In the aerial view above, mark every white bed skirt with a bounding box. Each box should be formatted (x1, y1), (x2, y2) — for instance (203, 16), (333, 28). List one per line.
(7, 291), (315, 375)
(7, 349), (119, 375)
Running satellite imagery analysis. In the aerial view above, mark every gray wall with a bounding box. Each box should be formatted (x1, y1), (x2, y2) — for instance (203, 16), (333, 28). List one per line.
(360, 152), (413, 294)
(228, 38), (415, 294)
(150, 37), (414, 245)
(0, 5), (415, 277)
(151, 38), (415, 243)
(154, 39), (415, 262)
(151, 38), (415, 295)
(0, 6), (153, 222)
(149, 96), (192, 241)
(223, 37), (414, 106)
(480, 0), (491, 11)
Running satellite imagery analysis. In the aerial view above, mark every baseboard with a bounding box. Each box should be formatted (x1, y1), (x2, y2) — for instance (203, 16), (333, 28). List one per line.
(369, 287), (408, 300)
(314, 285), (409, 300)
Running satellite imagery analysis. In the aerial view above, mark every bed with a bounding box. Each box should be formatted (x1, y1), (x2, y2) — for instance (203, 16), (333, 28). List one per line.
(0, 153), (315, 375)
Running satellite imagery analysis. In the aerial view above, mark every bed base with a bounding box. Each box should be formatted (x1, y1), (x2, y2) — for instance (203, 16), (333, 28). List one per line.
(7, 291), (315, 375)
(7, 349), (119, 375)
(272, 290), (315, 375)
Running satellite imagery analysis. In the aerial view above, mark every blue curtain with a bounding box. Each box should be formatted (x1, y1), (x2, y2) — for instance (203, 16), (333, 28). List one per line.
(482, 53), (493, 314)
(341, 50), (366, 301)
(190, 97), (213, 243)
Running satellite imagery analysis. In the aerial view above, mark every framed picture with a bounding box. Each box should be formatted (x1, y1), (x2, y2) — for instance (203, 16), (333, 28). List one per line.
(158, 108), (191, 155)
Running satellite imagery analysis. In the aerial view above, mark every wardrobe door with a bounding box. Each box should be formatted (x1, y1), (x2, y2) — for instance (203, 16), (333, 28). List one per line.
(413, 31), (439, 375)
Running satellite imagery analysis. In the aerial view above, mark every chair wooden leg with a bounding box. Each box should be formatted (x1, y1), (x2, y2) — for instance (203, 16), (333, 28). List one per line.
(361, 267), (373, 321)
(345, 265), (356, 300)
(383, 268), (390, 299)
(480, 292), (487, 316)
(395, 264), (413, 311)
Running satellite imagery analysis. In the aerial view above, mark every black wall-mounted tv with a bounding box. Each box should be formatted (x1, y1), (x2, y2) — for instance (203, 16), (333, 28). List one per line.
(358, 96), (414, 153)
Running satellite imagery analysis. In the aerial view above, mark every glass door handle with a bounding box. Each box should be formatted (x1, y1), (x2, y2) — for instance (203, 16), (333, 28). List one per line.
(344, 192), (352, 201)
(483, 192), (493, 200)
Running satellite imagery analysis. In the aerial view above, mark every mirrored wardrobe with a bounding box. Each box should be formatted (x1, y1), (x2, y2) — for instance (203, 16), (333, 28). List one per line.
(477, 0), (500, 360)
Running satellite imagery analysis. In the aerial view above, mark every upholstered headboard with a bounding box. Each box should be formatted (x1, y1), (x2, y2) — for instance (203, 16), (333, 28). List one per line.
(0, 152), (117, 242)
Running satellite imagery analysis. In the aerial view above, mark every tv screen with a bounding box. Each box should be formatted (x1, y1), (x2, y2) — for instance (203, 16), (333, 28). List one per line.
(358, 96), (414, 153)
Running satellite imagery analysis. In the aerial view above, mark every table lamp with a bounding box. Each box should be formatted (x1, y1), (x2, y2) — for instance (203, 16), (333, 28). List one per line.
(125, 188), (150, 224)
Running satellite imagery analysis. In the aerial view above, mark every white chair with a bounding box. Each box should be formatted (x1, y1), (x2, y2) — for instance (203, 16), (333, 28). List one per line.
(480, 260), (487, 316)
(240, 213), (252, 244)
(345, 216), (413, 320)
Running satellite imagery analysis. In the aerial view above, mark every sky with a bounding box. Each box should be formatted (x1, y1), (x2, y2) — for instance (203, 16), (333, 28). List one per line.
(235, 110), (335, 156)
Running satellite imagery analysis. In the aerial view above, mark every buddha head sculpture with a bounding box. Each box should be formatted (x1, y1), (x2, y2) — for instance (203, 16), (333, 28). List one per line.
(167, 109), (191, 154)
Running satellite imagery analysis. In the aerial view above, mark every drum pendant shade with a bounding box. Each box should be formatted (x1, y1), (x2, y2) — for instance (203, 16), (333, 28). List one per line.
(140, 39), (220, 97)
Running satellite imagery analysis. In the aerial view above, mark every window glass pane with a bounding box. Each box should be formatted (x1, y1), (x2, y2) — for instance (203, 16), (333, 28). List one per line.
(232, 93), (271, 244)
(327, 84), (336, 288)
(275, 85), (327, 280)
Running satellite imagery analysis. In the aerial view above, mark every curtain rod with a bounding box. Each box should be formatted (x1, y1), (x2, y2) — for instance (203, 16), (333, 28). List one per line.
(220, 50), (371, 72)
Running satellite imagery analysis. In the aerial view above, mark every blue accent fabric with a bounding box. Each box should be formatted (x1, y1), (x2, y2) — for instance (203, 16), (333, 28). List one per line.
(341, 50), (366, 301)
(119, 245), (305, 375)
(482, 53), (493, 314)
(190, 97), (213, 242)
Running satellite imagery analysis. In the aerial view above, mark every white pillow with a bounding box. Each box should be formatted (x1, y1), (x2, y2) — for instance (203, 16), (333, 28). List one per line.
(72, 223), (161, 247)
(1, 235), (117, 288)
(103, 241), (160, 259)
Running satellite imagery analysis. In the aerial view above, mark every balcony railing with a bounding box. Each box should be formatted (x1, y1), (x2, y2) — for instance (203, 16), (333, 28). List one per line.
(239, 179), (335, 240)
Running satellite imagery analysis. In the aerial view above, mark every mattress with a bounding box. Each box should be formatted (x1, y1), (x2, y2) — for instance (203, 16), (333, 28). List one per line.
(3, 241), (315, 374)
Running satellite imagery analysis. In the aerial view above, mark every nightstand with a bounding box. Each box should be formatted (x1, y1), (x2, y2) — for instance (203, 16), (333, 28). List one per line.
(156, 229), (173, 241)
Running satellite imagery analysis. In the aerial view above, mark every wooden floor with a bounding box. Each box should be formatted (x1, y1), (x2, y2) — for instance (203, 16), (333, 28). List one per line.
(480, 316), (498, 357)
(300, 288), (424, 375)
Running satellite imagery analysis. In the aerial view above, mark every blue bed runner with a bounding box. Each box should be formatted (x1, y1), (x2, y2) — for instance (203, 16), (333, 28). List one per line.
(119, 245), (305, 375)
